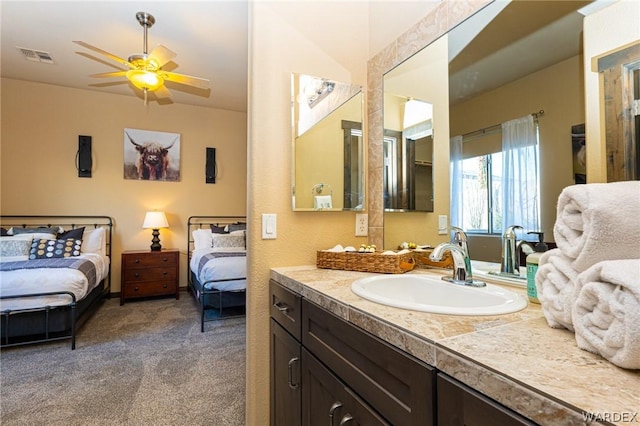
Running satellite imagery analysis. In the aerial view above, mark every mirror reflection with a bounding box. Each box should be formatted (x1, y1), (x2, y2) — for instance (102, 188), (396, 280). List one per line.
(383, 97), (434, 211)
(381, 1), (589, 256)
(292, 73), (364, 211)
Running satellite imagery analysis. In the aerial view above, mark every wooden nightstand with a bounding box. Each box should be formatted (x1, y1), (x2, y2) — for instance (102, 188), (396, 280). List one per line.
(120, 249), (179, 305)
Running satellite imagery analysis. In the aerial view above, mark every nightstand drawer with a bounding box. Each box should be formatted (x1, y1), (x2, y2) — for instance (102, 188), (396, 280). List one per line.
(120, 249), (180, 305)
(122, 280), (177, 298)
(123, 268), (177, 282)
(123, 253), (177, 269)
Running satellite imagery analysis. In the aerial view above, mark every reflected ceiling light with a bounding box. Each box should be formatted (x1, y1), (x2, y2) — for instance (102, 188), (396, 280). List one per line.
(403, 98), (433, 129)
(305, 78), (335, 108)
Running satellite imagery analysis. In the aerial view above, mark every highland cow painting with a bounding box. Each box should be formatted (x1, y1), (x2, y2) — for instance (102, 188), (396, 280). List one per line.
(124, 128), (181, 181)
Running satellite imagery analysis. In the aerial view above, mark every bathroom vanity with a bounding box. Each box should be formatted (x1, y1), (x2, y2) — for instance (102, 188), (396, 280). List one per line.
(270, 266), (639, 425)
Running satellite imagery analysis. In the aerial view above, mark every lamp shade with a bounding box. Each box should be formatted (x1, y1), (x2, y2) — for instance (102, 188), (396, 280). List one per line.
(142, 211), (169, 229)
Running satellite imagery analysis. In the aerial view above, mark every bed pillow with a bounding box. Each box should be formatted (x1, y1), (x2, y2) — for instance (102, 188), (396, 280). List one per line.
(0, 238), (32, 261)
(6, 232), (57, 242)
(193, 229), (214, 250)
(1, 227), (8, 236)
(10, 226), (63, 235)
(211, 233), (245, 250)
(29, 238), (82, 259)
(210, 224), (227, 234)
(58, 227), (85, 240)
(82, 227), (106, 255)
(226, 222), (247, 233)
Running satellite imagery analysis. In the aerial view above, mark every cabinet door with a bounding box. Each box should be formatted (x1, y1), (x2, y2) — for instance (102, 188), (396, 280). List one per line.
(271, 319), (301, 426)
(437, 373), (537, 426)
(302, 348), (389, 426)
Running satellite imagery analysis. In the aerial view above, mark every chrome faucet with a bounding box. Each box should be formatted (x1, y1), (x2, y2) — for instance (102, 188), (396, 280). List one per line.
(500, 225), (523, 276)
(430, 243), (486, 287)
(450, 226), (469, 258)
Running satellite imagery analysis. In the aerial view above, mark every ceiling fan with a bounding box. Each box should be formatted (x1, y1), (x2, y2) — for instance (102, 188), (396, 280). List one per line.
(73, 11), (210, 104)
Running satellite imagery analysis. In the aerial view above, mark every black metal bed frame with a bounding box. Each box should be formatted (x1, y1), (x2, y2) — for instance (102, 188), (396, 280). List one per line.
(0, 215), (113, 349)
(187, 215), (247, 332)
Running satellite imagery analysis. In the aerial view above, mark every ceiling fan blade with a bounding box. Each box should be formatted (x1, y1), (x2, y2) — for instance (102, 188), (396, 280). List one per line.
(148, 45), (176, 68)
(73, 41), (133, 68)
(153, 85), (172, 100)
(162, 71), (210, 90)
(89, 71), (127, 78)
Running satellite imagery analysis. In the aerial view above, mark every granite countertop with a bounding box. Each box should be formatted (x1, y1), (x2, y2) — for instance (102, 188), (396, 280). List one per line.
(271, 265), (640, 425)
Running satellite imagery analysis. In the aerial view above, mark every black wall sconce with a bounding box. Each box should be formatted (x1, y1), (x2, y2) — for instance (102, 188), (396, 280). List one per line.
(77, 135), (92, 178)
(206, 147), (217, 183)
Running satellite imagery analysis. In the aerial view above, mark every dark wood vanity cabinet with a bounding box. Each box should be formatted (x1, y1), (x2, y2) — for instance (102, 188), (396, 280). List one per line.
(437, 373), (537, 426)
(270, 281), (302, 426)
(302, 347), (389, 425)
(270, 279), (435, 426)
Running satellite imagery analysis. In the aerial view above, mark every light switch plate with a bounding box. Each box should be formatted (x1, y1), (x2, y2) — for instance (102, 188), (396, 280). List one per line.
(262, 213), (277, 239)
(438, 215), (448, 235)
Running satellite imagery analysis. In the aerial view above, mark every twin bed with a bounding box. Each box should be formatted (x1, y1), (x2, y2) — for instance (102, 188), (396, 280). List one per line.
(0, 214), (244, 350)
(0, 215), (112, 349)
(187, 216), (247, 331)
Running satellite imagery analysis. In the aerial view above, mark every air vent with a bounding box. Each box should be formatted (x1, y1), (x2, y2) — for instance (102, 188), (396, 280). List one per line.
(17, 47), (55, 64)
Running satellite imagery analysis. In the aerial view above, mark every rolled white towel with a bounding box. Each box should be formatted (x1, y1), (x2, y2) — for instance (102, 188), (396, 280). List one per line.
(572, 259), (640, 370)
(535, 249), (579, 331)
(553, 181), (640, 272)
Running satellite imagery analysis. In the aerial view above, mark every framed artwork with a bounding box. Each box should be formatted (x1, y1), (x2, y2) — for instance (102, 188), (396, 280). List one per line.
(571, 123), (586, 184)
(123, 128), (181, 181)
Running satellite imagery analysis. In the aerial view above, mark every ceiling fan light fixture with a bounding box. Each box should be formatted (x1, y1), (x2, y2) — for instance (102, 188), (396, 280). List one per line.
(126, 69), (163, 91)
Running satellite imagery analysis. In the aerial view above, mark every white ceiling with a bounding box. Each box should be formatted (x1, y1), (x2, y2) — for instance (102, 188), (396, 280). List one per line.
(1, 1), (249, 112)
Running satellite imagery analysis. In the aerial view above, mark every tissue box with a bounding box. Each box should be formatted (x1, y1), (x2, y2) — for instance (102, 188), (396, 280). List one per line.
(317, 251), (415, 274)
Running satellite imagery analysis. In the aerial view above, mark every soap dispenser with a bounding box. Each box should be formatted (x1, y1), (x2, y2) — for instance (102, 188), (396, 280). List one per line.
(526, 232), (548, 304)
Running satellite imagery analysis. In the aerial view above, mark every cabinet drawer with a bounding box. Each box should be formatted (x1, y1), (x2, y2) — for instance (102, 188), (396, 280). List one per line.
(122, 280), (176, 298)
(437, 373), (536, 426)
(302, 348), (389, 426)
(302, 299), (435, 426)
(270, 280), (302, 340)
(123, 268), (177, 283)
(123, 252), (177, 269)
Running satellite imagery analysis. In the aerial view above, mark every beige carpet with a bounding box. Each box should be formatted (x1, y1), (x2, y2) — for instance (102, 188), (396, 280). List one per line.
(1, 295), (246, 426)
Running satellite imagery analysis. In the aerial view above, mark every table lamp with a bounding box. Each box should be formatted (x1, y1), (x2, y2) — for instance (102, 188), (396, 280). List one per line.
(142, 211), (169, 251)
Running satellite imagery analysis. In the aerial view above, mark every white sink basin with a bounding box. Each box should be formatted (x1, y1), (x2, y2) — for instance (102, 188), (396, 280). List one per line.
(471, 260), (527, 287)
(351, 274), (527, 316)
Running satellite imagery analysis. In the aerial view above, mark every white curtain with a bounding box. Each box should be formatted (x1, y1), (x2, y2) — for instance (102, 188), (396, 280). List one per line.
(450, 135), (464, 228)
(501, 115), (539, 236)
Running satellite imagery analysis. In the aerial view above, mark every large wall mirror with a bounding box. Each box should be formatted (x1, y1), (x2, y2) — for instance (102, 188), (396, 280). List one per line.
(291, 73), (364, 211)
(380, 0), (590, 255)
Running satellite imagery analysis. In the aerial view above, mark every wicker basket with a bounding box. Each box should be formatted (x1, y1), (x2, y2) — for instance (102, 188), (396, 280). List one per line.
(411, 249), (454, 269)
(317, 250), (415, 274)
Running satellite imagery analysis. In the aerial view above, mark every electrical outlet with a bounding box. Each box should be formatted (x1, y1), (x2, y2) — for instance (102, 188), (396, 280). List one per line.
(355, 213), (368, 236)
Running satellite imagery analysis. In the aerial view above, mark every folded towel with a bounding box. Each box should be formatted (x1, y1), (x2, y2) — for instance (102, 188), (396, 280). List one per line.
(572, 259), (640, 370)
(535, 249), (579, 331)
(314, 195), (333, 209)
(553, 181), (640, 272)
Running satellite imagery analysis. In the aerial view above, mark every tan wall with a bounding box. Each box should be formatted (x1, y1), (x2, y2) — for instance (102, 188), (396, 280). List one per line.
(247, 2), (370, 422)
(0, 78), (247, 292)
(450, 55), (585, 244)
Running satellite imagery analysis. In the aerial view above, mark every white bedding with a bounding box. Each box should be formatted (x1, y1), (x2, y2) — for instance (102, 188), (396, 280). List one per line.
(0, 253), (110, 311)
(190, 248), (246, 292)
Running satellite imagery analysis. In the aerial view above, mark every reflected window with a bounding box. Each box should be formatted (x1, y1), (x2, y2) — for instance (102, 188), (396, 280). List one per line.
(461, 145), (539, 234)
